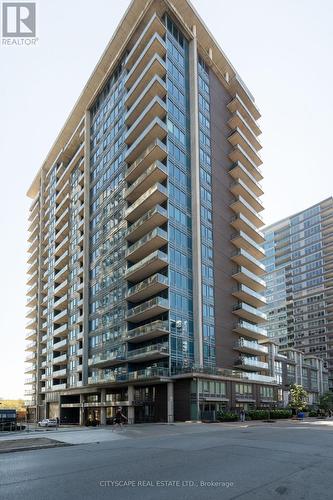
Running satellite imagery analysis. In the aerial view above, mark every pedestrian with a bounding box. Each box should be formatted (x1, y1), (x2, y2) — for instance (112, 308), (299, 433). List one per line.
(240, 409), (246, 422)
(56, 416), (60, 428)
(113, 407), (128, 430)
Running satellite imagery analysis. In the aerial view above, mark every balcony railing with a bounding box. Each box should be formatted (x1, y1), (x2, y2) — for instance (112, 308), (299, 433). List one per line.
(235, 357), (269, 370)
(126, 296), (169, 323)
(234, 338), (268, 355)
(125, 250), (168, 282)
(126, 273), (168, 303)
(232, 303), (267, 323)
(126, 320), (169, 343)
(127, 343), (169, 361)
(126, 205), (168, 243)
(125, 183), (168, 222)
(126, 228), (168, 262)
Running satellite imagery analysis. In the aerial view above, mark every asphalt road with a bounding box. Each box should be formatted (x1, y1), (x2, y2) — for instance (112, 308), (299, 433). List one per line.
(1, 422), (333, 500)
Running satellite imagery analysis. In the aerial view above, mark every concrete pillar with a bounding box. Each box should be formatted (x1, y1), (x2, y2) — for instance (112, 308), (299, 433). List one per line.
(167, 382), (174, 423)
(127, 385), (135, 424)
(79, 394), (85, 426)
(100, 389), (106, 425)
(189, 26), (203, 367)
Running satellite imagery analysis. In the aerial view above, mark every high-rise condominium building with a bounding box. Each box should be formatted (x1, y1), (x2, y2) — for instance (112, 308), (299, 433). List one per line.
(25, 0), (271, 424)
(263, 198), (333, 390)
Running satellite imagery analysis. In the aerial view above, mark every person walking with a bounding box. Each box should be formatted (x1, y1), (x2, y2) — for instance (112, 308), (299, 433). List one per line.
(240, 409), (246, 422)
(113, 407), (128, 431)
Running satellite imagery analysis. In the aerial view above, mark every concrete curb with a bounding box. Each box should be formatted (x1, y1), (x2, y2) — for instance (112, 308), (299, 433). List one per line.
(0, 442), (72, 454)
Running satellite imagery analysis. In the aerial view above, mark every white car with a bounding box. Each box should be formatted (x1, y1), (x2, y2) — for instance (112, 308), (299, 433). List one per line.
(38, 418), (58, 427)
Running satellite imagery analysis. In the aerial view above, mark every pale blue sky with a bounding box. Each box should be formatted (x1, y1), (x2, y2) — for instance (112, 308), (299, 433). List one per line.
(0, 0), (332, 398)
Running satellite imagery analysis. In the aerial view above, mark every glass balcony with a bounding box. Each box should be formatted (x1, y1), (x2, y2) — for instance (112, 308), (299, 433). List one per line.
(54, 236), (69, 257)
(54, 294), (67, 310)
(125, 32), (166, 89)
(235, 356), (269, 371)
(26, 269), (38, 287)
(125, 14), (166, 70)
(126, 205), (168, 243)
(27, 257), (38, 275)
(25, 329), (37, 341)
(125, 76), (167, 128)
(230, 179), (263, 214)
(128, 367), (170, 381)
(52, 353), (67, 365)
(231, 248), (265, 275)
(234, 338), (268, 355)
(125, 183), (168, 222)
(126, 320), (169, 343)
(53, 338), (68, 351)
(53, 309), (67, 324)
(53, 323), (67, 337)
(126, 58), (166, 110)
(233, 303), (267, 324)
(125, 97), (167, 146)
(27, 244), (38, 265)
(56, 179), (70, 204)
(230, 213), (264, 244)
(228, 111), (262, 152)
(126, 296), (169, 323)
(55, 193), (70, 218)
(25, 340), (37, 351)
(52, 368), (67, 378)
(125, 161), (167, 202)
(127, 343), (169, 363)
(126, 274), (169, 303)
(54, 279), (69, 295)
(26, 281), (38, 298)
(227, 94), (261, 137)
(231, 230), (265, 261)
(232, 266), (266, 292)
(51, 383), (67, 391)
(125, 139), (167, 183)
(54, 250), (68, 269)
(229, 144), (263, 181)
(26, 317), (37, 330)
(228, 128), (262, 167)
(230, 196), (264, 228)
(26, 294), (38, 310)
(25, 352), (37, 362)
(126, 228), (168, 262)
(232, 284), (266, 308)
(28, 234), (39, 254)
(24, 364), (36, 374)
(229, 75), (261, 120)
(89, 351), (126, 368)
(125, 118), (167, 165)
(125, 250), (168, 283)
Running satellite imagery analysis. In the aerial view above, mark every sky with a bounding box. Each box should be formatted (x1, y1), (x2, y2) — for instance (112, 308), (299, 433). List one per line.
(0, 0), (332, 399)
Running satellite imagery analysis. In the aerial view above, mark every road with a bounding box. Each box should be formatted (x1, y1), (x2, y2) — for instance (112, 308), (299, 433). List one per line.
(1, 421), (333, 500)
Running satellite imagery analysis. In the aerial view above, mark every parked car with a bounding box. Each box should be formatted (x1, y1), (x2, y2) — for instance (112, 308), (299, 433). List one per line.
(38, 418), (58, 427)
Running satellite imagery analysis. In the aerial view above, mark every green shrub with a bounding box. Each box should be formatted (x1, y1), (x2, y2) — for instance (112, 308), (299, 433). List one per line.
(216, 411), (238, 422)
(247, 409), (292, 420)
(269, 409), (292, 419)
(308, 410), (318, 417)
(247, 410), (269, 420)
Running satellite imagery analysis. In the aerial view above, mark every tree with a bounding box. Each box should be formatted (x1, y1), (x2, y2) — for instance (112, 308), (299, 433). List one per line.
(289, 384), (308, 413)
(319, 392), (333, 412)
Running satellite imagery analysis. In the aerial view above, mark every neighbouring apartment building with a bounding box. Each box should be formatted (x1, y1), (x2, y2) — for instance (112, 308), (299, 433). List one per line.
(263, 198), (333, 391)
(264, 339), (329, 407)
(25, 0), (274, 424)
